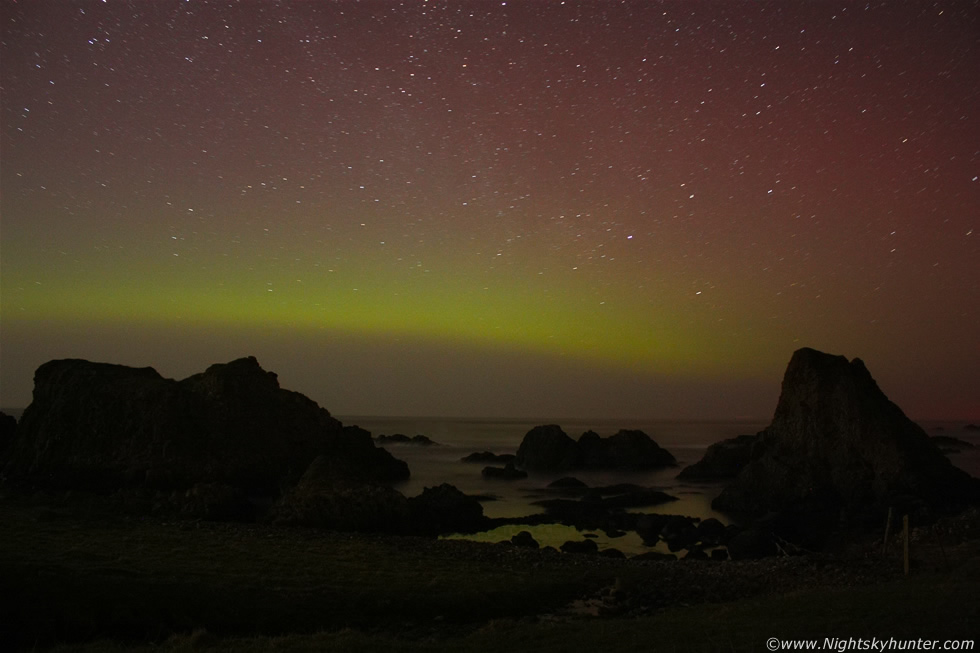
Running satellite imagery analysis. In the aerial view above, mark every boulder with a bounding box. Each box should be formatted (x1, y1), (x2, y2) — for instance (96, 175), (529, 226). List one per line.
(514, 424), (675, 472)
(376, 433), (438, 446)
(931, 436), (975, 454)
(4, 357), (409, 494)
(407, 483), (487, 535)
(726, 527), (778, 560)
(695, 518), (727, 545)
(678, 434), (758, 481)
(580, 429), (676, 470)
(460, 451), (516, 464)
(713, 348), (980, 520)
(514, 425), (581, 472)
(510, 530), (539, 548)
(547, 477), (589, 489)
(481, 464), (528, 480)
(560, 539), (599, 555)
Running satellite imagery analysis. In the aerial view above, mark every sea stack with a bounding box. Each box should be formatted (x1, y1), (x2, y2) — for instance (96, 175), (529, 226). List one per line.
(4, 357), (409, 494)
(712, 348), (979, 519)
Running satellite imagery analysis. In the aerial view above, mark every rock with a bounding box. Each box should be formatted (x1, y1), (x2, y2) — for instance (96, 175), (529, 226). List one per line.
(0, 410), (16, 464)
(4, 357), (409, 495)
(682, 549), (709, 561)
(181, 482), (256, 522)
(678, 434), (758, 481)
(514, 425), (581, 472)
(599, 548), (626, 559)
(661, 516), (700, 552)
(726, 527), (778, 560)
(695, 518), (727, 545)
(547, 476), (589, 489)
(481, 463), (528, 480)
(964, 424), (980, 432)
(580, 429), (677, 470)
(460, 451), (516, 464)
(931, 436), (975, 454)
(710, 548), (730, 561)
(599, 488), (678, 509)
(514, 424), (675, 472)
(560, 539), (599, 555)
(376, 433), (438, 446)
(510, 530), (539, 548)
(407, 483), (487, 535)
(713, 348), (980, 520)
(634, 513), (670, 544)
(275, 478), (409, 533)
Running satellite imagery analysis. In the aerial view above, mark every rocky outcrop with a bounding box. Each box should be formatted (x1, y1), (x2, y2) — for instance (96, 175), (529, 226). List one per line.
(678, 434), (758, 481)
(713, 348), (980, 520)
(577, 429), (676, 470)
(274, 457), (410, 532)
(931, 436), (975, 454)
(407, 483), (487, 535)
(460, 451), (515, 465)
(481, 463), (528, 480)
(514, 425), (581, 471)
(375, 434), (438, 446)
(0, 411), (16, 465)
(4, 357), (409, 495)
(514, 425), (675, 472)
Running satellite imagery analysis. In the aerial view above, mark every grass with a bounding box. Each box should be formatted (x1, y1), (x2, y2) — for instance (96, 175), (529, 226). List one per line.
(2, 497), (977, 652)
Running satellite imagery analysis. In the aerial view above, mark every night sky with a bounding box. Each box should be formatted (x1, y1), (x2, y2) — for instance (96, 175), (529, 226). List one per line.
(1, 1), (977, 420)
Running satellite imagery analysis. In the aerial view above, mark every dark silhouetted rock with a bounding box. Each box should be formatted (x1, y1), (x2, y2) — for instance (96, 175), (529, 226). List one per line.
(695, 518), (727, 545)
(514, 425), (581, 472)
(710, 548), (729, 561)
(0, 410), (16, 464)
(4, 357), (409, 495)
(275, 465), (410, 533)
(682, 549), (708, 561)
(560, 539), (598, 555)
(460, 451), (516, 464)
(376, 433), (438, 446)
(181, 482), (256, 522)
(661, 516), (700, 552)
(726, 527), (778, 560)
(407, 483), (487, 535)
(547, 477), (588, 489)
(931, 436), (975, 454)
(481, 463), (528, 480)
(514, 424), (675, 472)
(964, 424), (980, 432)
(713, 348), (980, 520)
(599, 488), (678, 509)
(510, 530), (539, 548)
(580, 429), (677, 470)
(678, 434), (758, 481)
(599, 548), (626, 559)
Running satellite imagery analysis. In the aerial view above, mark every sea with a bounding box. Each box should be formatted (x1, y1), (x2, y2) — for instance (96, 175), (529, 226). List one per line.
(4, 409), (979, 555)
(340, 416), (980, 555)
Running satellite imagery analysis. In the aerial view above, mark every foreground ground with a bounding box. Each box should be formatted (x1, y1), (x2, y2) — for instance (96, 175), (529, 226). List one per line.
(1, 495), (976, 652)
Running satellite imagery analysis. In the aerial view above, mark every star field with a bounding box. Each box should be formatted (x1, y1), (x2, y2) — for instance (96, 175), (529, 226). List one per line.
(1, 1), (977, 419)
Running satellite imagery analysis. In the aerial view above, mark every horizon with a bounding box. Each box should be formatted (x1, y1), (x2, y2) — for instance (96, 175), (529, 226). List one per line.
(1, 1), (977, 421)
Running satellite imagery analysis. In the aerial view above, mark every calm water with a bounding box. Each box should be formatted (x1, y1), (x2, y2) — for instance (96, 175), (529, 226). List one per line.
(5, 407), (978, 554)
(341, 416), (769, 522)
(343, 416), (980, 554)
